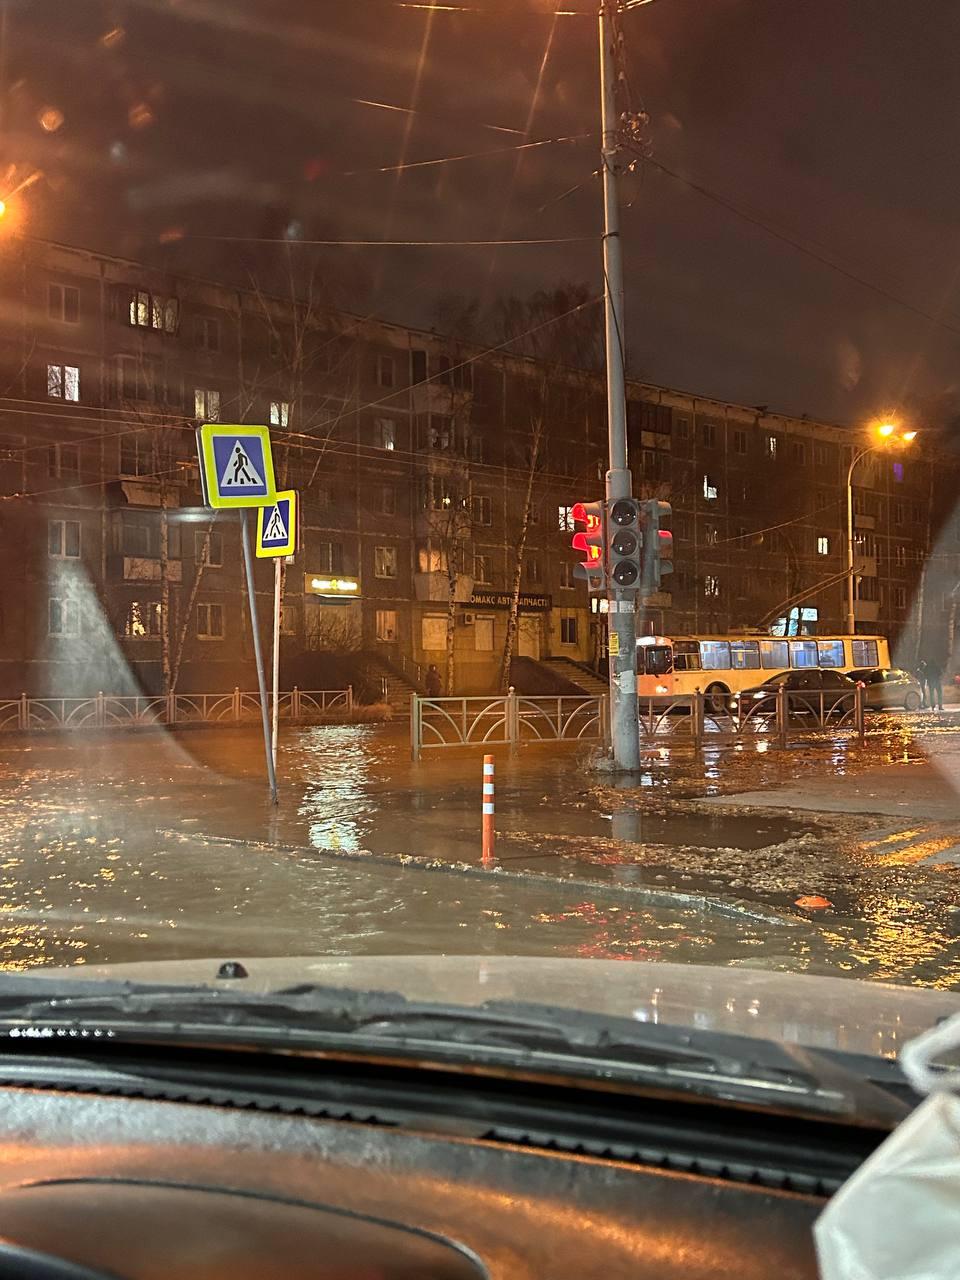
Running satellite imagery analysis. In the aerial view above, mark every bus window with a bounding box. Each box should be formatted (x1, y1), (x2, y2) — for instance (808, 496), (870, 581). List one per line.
(673, 641), (701, 672)
(818, 639), (845, 668)
(644, 646), (672, 675)
(851, 638), (879, 668)
(730, 640), (760, 670)
(700, 641), (731, 670)
(789, 639), (818, 668)
(759, 639), (789, 669)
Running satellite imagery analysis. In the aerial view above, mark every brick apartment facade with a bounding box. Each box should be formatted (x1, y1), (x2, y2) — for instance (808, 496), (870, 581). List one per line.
(0, 237), (954, 698)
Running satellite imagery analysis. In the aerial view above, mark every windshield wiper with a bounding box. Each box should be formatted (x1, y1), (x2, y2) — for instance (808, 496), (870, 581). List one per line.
(0, 976), (909, 1121)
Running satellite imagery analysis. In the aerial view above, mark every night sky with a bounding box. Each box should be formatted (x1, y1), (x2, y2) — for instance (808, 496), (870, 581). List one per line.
(7, 0), (960, 423)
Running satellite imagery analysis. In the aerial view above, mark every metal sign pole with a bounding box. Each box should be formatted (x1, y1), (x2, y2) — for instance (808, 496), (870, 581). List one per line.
(271, 557), (281, 769)
(240, 508), (279, 805)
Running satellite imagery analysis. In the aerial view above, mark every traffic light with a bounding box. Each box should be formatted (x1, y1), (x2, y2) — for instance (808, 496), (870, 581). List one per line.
(640, 499), (673, 593)
(607, 497), (642, 589)
(571, 500), (606, 592)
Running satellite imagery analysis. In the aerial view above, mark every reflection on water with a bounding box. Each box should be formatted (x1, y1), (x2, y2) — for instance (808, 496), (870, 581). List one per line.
(0, 721), (954, 989)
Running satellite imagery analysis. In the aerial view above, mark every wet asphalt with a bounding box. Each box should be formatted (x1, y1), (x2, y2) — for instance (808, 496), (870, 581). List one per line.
(0, 712), (959, 986)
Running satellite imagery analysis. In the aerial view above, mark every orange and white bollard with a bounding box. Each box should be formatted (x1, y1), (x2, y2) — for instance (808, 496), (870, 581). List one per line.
(482, 753), (495, 868)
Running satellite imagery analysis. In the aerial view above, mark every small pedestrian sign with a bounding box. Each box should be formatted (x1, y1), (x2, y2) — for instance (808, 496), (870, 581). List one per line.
(197, 423), (277, 509)
(256, 489), (298, 558)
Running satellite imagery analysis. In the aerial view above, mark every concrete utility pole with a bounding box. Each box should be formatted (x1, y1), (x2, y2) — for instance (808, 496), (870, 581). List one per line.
(598, 0), (641, 770)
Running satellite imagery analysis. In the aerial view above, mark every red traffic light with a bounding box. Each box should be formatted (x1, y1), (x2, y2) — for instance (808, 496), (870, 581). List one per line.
(571, 501), (601, 533)
(572, 532), (602, 560)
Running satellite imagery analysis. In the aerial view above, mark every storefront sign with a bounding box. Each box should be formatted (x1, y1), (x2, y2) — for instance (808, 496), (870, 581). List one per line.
(304, 574), (360, 598)
(468, 591), (551, 612)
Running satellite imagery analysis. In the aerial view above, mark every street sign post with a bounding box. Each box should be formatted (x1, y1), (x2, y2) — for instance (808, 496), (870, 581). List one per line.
(254, 490), (300, 772)
(196, 423), (277, 509)
(255, 490), (298, 558)
(196, 422), (279, 805)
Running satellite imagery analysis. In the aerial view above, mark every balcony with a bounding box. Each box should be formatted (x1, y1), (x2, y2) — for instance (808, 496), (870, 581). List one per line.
(414, 572), (474, 603)
(853, 513), (876, 531)
(854, 600), (880, 623)
(118, 557), (183, 583)
(853, 555), (877, 577)
(411, 383), (471, 415)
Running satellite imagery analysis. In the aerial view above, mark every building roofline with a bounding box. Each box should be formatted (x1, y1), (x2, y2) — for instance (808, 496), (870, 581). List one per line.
(22, 235), (863, 439)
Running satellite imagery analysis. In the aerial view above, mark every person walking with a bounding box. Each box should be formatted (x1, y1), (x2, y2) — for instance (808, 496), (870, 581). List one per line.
(425, 663), (442, 699)
(917, 658), (930, 709)
(926, 655), (945, 712)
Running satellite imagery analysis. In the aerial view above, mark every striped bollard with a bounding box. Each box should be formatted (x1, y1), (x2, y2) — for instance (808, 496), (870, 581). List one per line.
(482, 754), (495, 868)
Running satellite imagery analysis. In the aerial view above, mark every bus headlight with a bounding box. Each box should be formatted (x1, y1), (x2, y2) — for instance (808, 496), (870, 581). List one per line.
(655, 685), (669, 694)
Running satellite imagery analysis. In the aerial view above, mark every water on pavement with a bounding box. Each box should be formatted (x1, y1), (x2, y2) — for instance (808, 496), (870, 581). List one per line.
(0, 720), (958, 987)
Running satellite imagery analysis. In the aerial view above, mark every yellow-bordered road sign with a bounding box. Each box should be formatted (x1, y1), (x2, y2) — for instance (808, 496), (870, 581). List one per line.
(256, 490), (298, 558)
(197, 423), (277, 508)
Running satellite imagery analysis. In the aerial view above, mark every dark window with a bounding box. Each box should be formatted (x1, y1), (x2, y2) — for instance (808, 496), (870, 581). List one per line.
(410, 349), (427, 383)
(49, 284), (79, 323)
(560, 616), (578, 645)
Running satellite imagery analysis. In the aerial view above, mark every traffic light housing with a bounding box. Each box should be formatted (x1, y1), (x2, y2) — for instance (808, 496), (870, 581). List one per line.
(571, 500), (606, 592)
(607, 497), (642, 589)
(640, 499), (673, 593)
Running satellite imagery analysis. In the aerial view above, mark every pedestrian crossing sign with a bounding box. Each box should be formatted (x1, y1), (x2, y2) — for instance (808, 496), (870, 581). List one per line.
(196, 423), (277, 509)
(256, 490), (298, 558)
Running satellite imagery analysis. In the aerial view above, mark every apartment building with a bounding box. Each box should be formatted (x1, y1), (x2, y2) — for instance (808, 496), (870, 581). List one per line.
(0, 237), (949, 697)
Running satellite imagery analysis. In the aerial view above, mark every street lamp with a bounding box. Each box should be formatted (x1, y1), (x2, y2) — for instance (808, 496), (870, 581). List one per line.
(845, 421), (917, 634)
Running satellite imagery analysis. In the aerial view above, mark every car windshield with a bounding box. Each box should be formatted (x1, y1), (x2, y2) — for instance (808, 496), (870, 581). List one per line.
(0, 0), (956, 1097)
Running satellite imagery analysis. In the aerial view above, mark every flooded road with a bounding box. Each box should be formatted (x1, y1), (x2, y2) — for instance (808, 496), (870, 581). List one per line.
(0, 720), (959, 986)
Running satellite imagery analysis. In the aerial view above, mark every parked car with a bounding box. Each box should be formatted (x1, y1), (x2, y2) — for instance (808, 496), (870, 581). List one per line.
(728, 668), (858, 722)
(855, 666), (923, 712)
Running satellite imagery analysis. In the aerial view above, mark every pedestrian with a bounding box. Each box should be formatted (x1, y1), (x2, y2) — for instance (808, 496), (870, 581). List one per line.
(917, 658), (930, 709)
(927, 656), (945, 712)
(425, 663), (442, 699)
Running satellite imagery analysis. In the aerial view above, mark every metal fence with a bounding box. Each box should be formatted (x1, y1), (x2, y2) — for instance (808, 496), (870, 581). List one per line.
(411, 690), (607, 760)
(0, 687), (353, 732)
(411, 684), (866, 759)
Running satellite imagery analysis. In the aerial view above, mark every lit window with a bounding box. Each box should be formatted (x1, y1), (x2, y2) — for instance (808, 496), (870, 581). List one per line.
(817, 535), (830, 556)
(702, 475), (718, 501)
(704, 574), (720, 597)
(558, 505), (576, 531)
(270, 400), (290, 427)
(196, 602), (224, 639)
(48, 519), (81, 559)
(123, 601), (162, 639)
(374, 545), (397, 579)
(47, 363), (79, 401)
(766, 435), (778, 459)
(194, 389), (220, 421)
(128, 290), (178, 333)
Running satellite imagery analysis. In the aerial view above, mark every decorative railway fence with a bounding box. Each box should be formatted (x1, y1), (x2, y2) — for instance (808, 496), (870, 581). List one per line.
(0, 688), (353, 732)
(410, 685), (866, 760)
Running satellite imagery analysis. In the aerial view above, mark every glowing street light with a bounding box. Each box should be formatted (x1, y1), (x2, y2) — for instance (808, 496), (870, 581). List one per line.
(845, 421), (919, 633)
